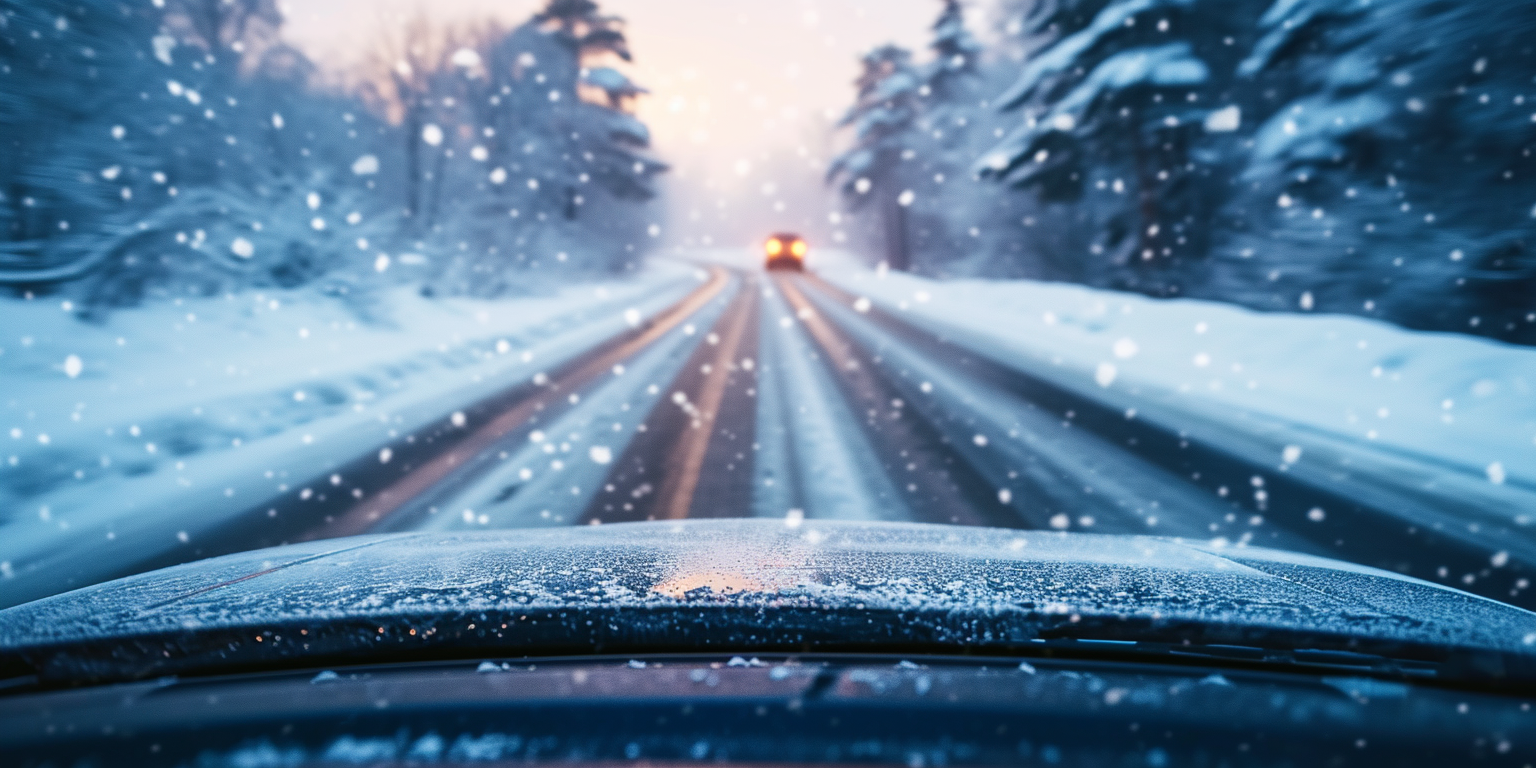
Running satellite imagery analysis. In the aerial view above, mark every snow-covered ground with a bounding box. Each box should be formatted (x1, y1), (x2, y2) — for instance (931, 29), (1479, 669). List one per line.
(817, 254), (1536, 524)
(8, 243), (1536, 598)
(0, 262), (702, 592)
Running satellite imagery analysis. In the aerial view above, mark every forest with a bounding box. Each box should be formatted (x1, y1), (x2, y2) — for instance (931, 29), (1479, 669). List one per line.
(3, 0), (1534, 345)
(0, 0), (662, 310)
(833, 0), (1536, 344)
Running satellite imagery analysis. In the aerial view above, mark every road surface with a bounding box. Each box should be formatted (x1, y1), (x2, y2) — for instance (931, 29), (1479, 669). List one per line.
(7, 257), (1535, 611)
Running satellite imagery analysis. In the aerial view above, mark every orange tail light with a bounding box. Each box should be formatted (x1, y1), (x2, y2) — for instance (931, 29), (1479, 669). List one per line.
(765, 239), (784, 256)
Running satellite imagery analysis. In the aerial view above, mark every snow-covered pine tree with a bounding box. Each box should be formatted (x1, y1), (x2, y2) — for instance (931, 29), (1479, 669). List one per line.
(962, 0), (1535, 341)
(1213, 0), (1536, 342)
(827, 0), (1533, 342)
(898, 0), (989, 276)
(0, 0), (394, 307)
(1, 0), (664, 308)
(978, 0), (1257, 296)
(417, 0), (663, 295)
(925, 0), (982, 107)
(0, 0), (165, 286)
(537, 0), (666, 273)
(829, 45), (924, 271)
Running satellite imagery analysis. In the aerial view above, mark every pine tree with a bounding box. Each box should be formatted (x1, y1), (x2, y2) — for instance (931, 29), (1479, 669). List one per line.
(0, 0), (381, 305)
(925, 0), (982, 104)
(423, 0), (664, 293)
(903, 0), (988, 275)
(0, 0), (163, 284)
(829, 0), (1535, 341)
(978, 0), (1251, 295)
(829, 46), (924, 270)
(1216, 0), (1536, 339)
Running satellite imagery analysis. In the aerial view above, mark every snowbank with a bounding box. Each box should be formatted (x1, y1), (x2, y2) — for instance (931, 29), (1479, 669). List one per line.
(0, 262), (701, 585)
(821, 262), (1536, 497)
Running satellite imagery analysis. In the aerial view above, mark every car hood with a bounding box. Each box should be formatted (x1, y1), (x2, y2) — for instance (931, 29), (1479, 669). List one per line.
(2, 519), (1534, 688)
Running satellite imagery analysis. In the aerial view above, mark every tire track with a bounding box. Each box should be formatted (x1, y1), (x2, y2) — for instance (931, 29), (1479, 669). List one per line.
(773, 274), (1014, 528)
(298, 267), (734, 539)
(583, 277), (760, 523)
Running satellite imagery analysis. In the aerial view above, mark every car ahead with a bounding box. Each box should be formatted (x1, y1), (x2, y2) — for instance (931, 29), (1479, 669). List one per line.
(765, 233), (809, 271)
(2, 519), (1534, 767)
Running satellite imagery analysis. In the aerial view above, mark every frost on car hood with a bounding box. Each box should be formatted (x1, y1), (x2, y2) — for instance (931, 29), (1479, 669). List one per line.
(1, 520), (1533, 686)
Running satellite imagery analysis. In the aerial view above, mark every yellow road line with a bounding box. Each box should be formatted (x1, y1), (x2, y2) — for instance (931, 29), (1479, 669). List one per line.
(655, 276), (757, 520)
(308, 266), (732, 540)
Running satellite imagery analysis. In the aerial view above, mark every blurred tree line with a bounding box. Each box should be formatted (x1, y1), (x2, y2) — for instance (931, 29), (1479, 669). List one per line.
(0, 0), (663, 309)
(833, 0), (1536, 344)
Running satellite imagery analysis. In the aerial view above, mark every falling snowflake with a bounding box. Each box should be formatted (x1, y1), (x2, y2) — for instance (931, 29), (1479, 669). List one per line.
(451, 48), (482, 68)
(351, 155), (380, 175)
(1095, 363), (1118, 388)
(1487, 462), (1507, 485)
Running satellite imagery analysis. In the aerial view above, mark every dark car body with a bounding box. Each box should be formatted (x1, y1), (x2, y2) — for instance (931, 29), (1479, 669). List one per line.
(765, 233), (808, 271)
(2, 519), (1535, 765)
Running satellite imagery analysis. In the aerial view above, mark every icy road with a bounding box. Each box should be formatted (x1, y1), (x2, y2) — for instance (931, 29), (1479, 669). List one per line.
(4, 250), (1535, 611)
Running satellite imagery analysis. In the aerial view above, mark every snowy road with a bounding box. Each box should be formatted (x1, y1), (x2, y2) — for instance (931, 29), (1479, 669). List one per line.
(6, 256), (1535, 611)
(248, 262), (1536, 611)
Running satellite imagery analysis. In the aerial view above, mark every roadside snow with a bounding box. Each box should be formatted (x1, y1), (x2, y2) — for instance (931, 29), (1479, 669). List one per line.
(0, 263), (700, 595)
(821, 262), (1536, 498)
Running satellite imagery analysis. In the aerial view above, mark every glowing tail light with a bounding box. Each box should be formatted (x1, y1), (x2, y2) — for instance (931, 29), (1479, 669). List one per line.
(765, 239), (784, 256)
(790, 240), (808, 258)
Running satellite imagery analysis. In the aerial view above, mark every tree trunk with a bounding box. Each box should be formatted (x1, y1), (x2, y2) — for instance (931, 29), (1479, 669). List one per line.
(1131, 120), (1160, 266)
(885, 194), (911, 271)
(424, 146), (448, 230)
(403, 106), (422, 222)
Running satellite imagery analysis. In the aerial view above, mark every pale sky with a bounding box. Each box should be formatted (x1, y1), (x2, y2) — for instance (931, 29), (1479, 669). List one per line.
(282, 0), (958, 242)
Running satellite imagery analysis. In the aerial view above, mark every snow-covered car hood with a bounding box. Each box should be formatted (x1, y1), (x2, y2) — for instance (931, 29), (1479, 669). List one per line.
(2, 520), (1534, 688)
